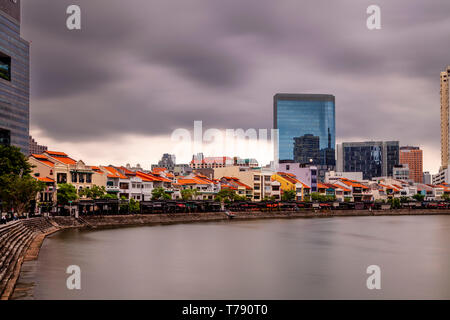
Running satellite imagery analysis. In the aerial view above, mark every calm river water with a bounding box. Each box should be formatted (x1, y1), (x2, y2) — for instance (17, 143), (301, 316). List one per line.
(12, 215), (450, 299)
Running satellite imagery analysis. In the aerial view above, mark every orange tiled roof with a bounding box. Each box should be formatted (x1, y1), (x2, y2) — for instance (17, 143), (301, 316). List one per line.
(31, 154), (55, 167)
(104, 166), (128, 179)
(45, 151), (77, 165)
(333, 184), (351, 192)
(339, 178), (369, 189)
(221, 176), (252, 190)
(37, 177), (54, 183)
(136, 171), (159, 182)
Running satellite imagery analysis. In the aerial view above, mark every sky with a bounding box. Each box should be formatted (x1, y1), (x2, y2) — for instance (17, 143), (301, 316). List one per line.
(21, 0), (450, 172)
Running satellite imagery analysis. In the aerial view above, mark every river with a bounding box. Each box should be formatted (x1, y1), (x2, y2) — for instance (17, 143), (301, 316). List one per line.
(12, 215), (450, 299)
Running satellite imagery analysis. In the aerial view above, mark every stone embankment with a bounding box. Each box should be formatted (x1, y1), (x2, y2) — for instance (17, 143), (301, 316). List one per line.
(1, 209), (450, 299)
(0, 218), (58, 300)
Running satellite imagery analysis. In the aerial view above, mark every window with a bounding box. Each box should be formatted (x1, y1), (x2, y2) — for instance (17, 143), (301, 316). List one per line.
(71, 172), (77, 183)
(86, 174), (92, 183)
(57, 173), (67, 184)
(0, 51), (11, 81)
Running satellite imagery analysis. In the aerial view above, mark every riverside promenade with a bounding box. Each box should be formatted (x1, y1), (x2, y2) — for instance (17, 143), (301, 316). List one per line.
(1, 209), (450, 300)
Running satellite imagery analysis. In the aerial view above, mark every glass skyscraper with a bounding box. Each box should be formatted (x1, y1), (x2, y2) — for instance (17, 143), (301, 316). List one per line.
(0, 0), (29, 154)
(336, 141), (399, 180)
(274, 93), (336, 169)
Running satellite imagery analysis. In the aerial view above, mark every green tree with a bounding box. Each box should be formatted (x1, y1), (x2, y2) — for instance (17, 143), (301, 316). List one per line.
(129, 198), (140, 213)
(57, 183), (78, 205)
(281, 190), (296, 201)
(0, 174), (45, 216)
(79, 185), (108, 199)
(412, 194), (425, 202)
(399, 196), (410, 203)
(152, 187), (171, 200)
(442, 193), (450, 202)
(214, 189), (237, 202)
(388, 197), (401, 209)
(0, 145), (32, 178)
(180, 188), (198, 200)
(101, 193), (118, 200)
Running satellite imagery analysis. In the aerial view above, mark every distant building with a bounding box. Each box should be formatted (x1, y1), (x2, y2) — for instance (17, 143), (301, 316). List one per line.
(277, 160), (318, 192)
(190, 154), (257, 169)
(325, 171), (364, 183)
(153, 153), (176, 171)
(433, 168), (450, 185)
(393, 164), (410, 181)
(440, 66), (450, 170)
(0, 1), (30, 154)
(399, 146), (423, 183)
(274, 94), (336, 178)
(337, 141), (399, 180)
(423, 171), (432, 185)
(28, 136), (47, 155)
(293, 134), (320, 164)
(173, 164), (192, 176)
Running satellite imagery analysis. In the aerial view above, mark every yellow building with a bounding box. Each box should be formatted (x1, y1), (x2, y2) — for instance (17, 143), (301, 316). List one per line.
(271, 172), (310, 201)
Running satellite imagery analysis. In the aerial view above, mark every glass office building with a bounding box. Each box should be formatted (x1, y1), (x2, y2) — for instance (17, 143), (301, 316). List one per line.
(336, 141), (399, 180)
(0, 0), (29, 154)
(274, 93), (336, 166)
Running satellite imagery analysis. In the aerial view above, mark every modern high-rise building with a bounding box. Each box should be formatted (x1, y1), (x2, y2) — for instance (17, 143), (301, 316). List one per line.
(399, 146), (423, 183)
(0, 0), (29, 154)
(337, 141), (399, 180)
(440, 66), (450, 170)
(28, 135), (48, 155)
(274, 94), (335, 181)
(293, 134), (320, 164)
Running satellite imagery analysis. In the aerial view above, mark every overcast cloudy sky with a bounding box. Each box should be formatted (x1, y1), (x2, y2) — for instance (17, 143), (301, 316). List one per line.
(22, 0), (450, 171)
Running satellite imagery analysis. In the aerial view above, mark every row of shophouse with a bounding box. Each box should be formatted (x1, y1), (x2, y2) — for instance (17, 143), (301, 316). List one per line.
(28, 151), (450, 205)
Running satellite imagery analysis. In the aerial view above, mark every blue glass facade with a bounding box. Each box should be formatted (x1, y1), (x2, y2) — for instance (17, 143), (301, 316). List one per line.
(0, 3), (29, 154)
(274, 94), (335, 166)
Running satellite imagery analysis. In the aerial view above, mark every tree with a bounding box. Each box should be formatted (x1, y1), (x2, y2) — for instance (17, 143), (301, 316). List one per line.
(181, 188), (198, 200)
(214, 189), (238, 202)
(442, 193), (450, 202)
(152, 187), (171, 200)
(57, 183), (78, 205)
(79, 185), (108, 199)
(0, 145), (32, 178)
(388, 197), (401, 209)
(129, 198), (140, 213)
(399, 196), (410, 203)
(281, 190), (296, 201)
(413, 194), (425, 202)
(0, 174), (45, 216)
(101, 193), (118, 200)
(0, 146), (43, 216)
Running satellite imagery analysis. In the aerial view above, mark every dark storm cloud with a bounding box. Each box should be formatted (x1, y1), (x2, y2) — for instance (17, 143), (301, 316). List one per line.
(21, 0), (450, 166)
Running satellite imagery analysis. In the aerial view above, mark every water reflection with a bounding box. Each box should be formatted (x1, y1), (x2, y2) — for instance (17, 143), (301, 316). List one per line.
(13, 216), (450, 299)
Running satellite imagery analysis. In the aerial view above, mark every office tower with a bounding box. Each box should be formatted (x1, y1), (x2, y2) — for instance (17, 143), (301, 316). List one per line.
(274, 94), (335, 181)
(28, 135), (48, 155)
(337, 141), (399, 180)
(440, 66), (450, 169)
(399, 146), (423, 183)
(293, 134), (320, 164)
(0, 0), (29, 154)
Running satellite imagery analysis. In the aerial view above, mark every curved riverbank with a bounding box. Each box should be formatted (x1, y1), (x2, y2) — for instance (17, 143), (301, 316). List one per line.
(2, 208), (450, 299)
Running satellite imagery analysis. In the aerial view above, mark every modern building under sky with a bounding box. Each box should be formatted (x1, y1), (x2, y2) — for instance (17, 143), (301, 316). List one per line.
(0, 0), (29, 154)
(337, 141), (399, 180)
(274, 94), (335, 181)
(399, 146), (423, 183)
(273, 93), (336, 162)
(440, 66), (450, 170)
